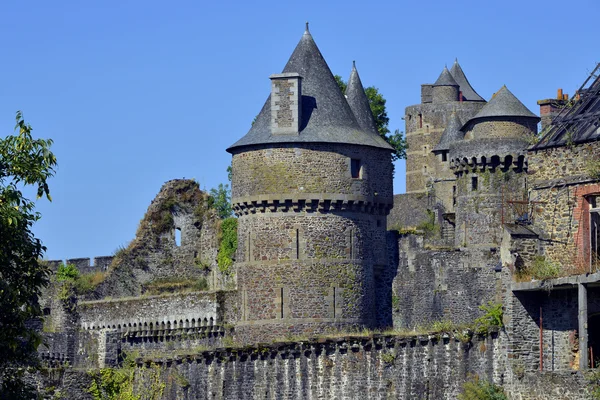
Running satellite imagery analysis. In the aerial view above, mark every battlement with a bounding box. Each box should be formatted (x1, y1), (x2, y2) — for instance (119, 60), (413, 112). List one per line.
(46, 256), (114, 274)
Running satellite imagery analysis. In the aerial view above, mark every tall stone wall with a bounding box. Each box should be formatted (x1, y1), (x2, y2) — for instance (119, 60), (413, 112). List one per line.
(392, 234), (501, 329)
(527, 141), (600, 271)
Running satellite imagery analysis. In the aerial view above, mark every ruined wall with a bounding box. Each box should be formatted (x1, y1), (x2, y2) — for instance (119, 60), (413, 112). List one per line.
(89, 180), (223, 299)
(393, 234), (501, 329)
(528, 142), (600, 271)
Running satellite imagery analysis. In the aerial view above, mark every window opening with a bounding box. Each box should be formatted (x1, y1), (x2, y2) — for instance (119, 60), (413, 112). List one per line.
(419, 114), (423, 128)
(295, 229), (300, 259)
(351, 159), (362, 179)
(175, 228), (181, 247)
(333, 287), (336, 318)
(591, 195), (600, 269)
(280, 288), (284, 319)
(452, 185), (457, 206)
(471, 176), (478, 191)
(442, 152), (448, 162)
(377, 219), (381, 227)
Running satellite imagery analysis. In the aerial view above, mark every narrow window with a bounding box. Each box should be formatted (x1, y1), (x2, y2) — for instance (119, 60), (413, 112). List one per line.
(332, 287), (336, 318)
(295, 229), (300, 259)
(351, 159), (362, 179)
(377, 219), (382, 227)
(452, 185), (457, 206)
(471, 176), (478, 191)
(43, 307), (51, 316)
(175, 228), (181, 247)
(419, 113), (423, 128)
(442, 152), (448, 162)
(280, 288), (284, 319)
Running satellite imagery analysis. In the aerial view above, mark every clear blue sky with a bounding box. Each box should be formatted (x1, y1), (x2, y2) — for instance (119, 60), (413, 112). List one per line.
(1, 1), (597, 260)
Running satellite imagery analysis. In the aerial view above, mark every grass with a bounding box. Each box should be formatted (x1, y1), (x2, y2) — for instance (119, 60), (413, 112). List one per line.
(515, 255), (561, 282)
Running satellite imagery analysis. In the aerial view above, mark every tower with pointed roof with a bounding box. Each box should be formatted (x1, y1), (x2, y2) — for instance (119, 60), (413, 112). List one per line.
(227, 26), (394, 342)
(404, 61), (486, 236)
(450, 85), (540, 247)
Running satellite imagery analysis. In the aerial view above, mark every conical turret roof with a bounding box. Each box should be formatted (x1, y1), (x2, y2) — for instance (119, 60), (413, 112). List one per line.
(462, 86), (540, 129)
(346, 61), (378, 136)
(227, 26), (392, 152)
(433, 112), (463, 152)
(433, 66), (459, 87)
(450, 60), (485, 102)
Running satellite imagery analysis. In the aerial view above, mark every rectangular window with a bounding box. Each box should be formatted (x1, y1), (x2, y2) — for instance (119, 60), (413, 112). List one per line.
(471, 176), (478, 191)
(442, 152), (448, 162)
(591, 195), (600, 269)
(351, 159), (362, 179)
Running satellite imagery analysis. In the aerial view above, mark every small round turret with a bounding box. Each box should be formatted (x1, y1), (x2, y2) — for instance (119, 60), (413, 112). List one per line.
(432, 66), (460, 103)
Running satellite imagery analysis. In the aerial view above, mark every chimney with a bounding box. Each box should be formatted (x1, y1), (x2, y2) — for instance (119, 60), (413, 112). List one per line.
(270, 73), (303, 135)
(537, 88), (568, 131)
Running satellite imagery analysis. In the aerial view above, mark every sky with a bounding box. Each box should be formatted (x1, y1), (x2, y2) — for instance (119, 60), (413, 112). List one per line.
(0, 0), (597, 261)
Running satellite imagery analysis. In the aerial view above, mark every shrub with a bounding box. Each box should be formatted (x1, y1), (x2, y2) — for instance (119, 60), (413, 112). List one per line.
(75, 271), (106, 293)
(473, 302), (503, 335)
(458, 374), (506, 400)
(529, 256), (561, 280)
(56, 263), (79, 281)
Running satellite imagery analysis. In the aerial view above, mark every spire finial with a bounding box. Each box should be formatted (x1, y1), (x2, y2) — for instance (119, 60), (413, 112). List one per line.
(305, 21), (309, 32)
(352, 60), (356, 69)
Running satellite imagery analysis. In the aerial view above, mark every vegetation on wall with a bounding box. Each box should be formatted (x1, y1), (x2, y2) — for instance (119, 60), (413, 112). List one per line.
(458, 374), (507, 400)
(0, 111), (57, 396)
(88, 352), (165, 400)
(473, 302), (504, 335)
(515, 255), (561, 281)
(217, 217), (238, 274)
(208, 183), (233, 219)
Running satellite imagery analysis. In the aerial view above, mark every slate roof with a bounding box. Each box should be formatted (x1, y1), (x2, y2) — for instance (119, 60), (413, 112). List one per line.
(532, 63), (600, 150)
(433, 112), (463, 152)
(433, 66), (459, 87)
(450, 60), (485, 102)
(227, 27), (392, 152)
(462, 86), (539, 129)
(346, 61), (379, 136)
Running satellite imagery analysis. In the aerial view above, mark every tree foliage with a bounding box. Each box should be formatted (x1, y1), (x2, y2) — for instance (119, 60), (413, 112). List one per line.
(208, 183), (233, 219)
(0, 111), (57, 395)
(335, 75), (407, 162)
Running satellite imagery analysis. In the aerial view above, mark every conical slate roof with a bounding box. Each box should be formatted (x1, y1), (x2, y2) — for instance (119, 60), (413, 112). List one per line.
(433, 66), (459, 87)
(462, 85), (540, 129)
(346, 61), (378, 136)
(433, 112), (463, 152)
(450, 60), (485, 102)
(227, 27), (392, 152)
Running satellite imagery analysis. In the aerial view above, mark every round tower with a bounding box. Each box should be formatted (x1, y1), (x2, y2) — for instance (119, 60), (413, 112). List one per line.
(227, 27), (393, 343)
(450, 86), (540, 247)
(432, 66), (460, 103)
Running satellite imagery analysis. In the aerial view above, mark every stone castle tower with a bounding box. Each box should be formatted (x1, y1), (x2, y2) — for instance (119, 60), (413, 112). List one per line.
(450, 86), (540, 247)
(405, 62), (486, 215)
(226, 26), (394, 342)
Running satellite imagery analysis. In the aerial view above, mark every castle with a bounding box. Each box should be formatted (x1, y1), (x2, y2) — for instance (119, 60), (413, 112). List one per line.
(36, 26), (600, 399)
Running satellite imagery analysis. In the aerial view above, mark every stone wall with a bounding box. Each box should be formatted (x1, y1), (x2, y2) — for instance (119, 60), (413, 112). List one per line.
(527, 141), (600, 271)
(387, 193), (429, 230)
(231, 143), (393, 204)
(78, 291), (222, 331)
(392, 234), (501, 329)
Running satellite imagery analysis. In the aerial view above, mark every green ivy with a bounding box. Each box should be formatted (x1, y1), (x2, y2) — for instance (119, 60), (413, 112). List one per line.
(217, 218), (238, 274)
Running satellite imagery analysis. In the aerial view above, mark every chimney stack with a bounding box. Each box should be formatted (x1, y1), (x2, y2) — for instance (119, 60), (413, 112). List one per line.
(270, 73), (303, 135)
(537, 88), (569, 131)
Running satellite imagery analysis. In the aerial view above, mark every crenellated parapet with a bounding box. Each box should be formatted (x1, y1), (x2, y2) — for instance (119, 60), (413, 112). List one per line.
(450, 153), (527, 174)
(46, 256), (114, 274)
(232, 194), (393, 216)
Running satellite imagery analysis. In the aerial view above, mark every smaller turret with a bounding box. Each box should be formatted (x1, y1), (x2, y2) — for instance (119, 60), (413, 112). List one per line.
(432, 66), (460, 103)
(346, 61), (378, 136)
